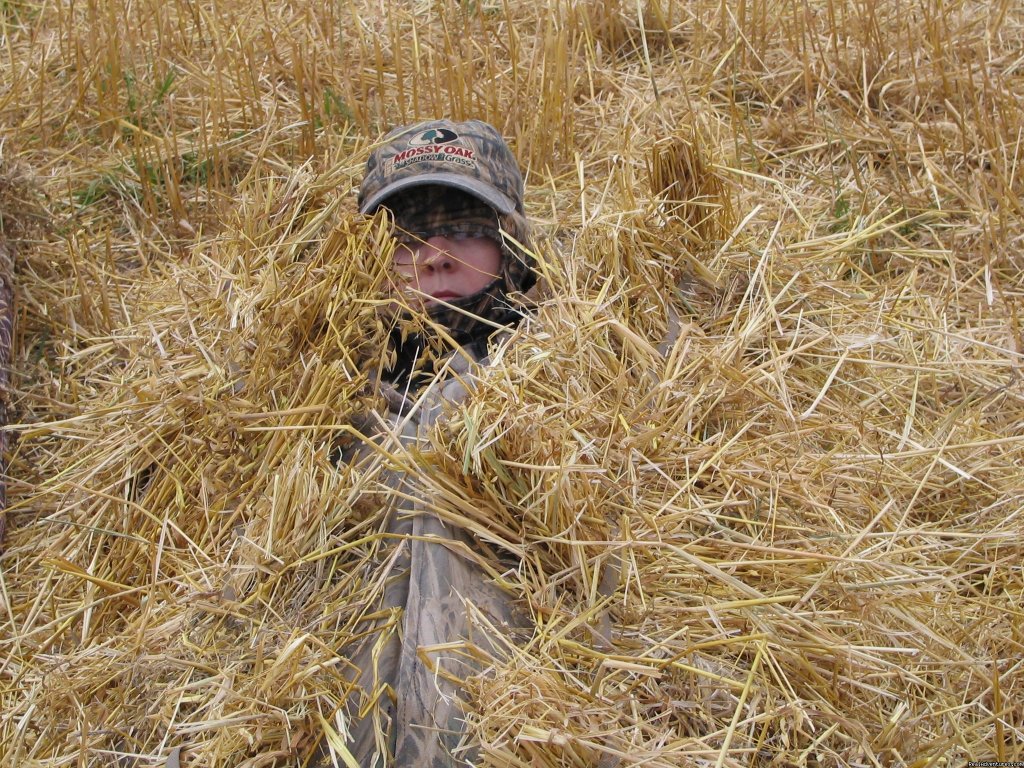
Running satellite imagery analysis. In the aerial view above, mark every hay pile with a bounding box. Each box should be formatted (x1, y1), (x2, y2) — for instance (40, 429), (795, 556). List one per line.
(2, 0), (1022, 765)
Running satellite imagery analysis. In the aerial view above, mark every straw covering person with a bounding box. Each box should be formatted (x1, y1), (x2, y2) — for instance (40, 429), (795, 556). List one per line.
(320, 119), (536, 767)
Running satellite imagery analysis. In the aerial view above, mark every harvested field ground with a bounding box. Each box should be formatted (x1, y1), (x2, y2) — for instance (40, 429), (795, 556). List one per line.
(1, 0), (1022, 766)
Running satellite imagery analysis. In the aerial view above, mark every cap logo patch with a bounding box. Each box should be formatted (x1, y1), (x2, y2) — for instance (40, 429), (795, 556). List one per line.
(408, 128), (459, 146)
(383, 141), (477, 175)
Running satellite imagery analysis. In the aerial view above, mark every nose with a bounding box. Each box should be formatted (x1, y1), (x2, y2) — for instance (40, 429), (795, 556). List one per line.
(418, 236), (457, 273)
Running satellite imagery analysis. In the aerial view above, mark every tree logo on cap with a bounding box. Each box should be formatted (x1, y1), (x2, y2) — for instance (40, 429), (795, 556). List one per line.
(409, 128), (459, 146)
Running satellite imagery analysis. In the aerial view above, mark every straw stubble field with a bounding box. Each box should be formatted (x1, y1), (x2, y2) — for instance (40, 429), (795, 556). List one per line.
(1, 0), (1022, 765)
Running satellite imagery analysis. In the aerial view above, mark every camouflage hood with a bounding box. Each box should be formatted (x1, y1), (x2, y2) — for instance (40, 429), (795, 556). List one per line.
(359, 120), (536, 388)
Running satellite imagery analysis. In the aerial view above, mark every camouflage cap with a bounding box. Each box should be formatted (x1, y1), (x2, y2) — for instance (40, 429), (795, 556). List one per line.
(359, 119), (526, 216)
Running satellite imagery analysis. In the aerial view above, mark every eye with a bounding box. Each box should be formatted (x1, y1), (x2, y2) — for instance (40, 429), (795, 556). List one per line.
(393, 230), (424, 248)
(392, 247), (416, 267)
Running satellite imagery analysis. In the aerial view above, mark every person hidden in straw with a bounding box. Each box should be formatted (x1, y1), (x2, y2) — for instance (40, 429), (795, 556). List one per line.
(317, 119), (537, 767)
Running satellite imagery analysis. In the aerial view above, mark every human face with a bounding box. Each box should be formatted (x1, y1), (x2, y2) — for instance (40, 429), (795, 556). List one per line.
(392, 233), (502, 307)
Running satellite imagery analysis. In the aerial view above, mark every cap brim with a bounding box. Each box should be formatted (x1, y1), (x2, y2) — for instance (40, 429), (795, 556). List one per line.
(359, 174), (517, 216)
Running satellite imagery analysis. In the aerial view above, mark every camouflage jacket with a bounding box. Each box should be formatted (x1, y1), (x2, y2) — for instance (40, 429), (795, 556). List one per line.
(326, 338), (517, 768)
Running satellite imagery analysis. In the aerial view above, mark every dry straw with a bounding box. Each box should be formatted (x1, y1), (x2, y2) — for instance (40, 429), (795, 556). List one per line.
(1, 0), (1022, 766)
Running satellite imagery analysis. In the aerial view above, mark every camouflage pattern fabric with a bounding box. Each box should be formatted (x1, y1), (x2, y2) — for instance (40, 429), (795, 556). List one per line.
(315, 347), (520, 768)
(359, 119), (529, 221)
